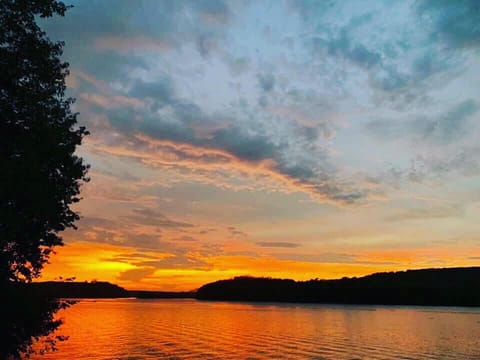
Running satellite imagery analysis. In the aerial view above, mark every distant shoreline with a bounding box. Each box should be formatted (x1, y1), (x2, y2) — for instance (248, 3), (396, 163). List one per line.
(197, 266), (480, 307)
(22, 266), (480, 307)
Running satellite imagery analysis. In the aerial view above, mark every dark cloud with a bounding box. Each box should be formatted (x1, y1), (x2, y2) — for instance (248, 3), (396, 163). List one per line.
(256, 242), (300, 248)
(126, 233), (165, 250)
(224, 250), (258, 257)
(40, 0), (136, 41)
(275, 162), (317, 180)
(323, 32), (382, 70)
(227, 57), (250, 76)
(44, 1), (374, 205)
(288, 0), (337, 22)
(103, 253), (161, 263)
(175, 236), (198, 242)
(417, 0), (480, 48)
(41, 0), (218, 47)
(370, 144), (480, 190)
(418, 148), (480, 178)
(73, 52), (149, 87)
(211, 127), (280, 161)
(199, 228), (217, 235)
(257, 73), (275, 92)
(227, 226), (247, 237)
(299, 3), (462, 102)
(77, 216), (118, 229)
(347, 44), (382, 69)
(129, 78), (173, 103)
(272, 157), (367, 204)
(125, 208), (194, 228)
(372, 50), (455, 95)
(171, 101), (206, 124)
(196, 33), (217, 57)
(429, 100), (478, 143)
(366, 100), (478, 144)
(106, 107), (196, 144)
(102, 101), (367, 204)
(324, 189), (366, 204)
(309, 12), (382, 71)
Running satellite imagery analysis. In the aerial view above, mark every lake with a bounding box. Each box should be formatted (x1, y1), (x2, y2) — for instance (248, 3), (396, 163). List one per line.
(33, 299), (480, 359)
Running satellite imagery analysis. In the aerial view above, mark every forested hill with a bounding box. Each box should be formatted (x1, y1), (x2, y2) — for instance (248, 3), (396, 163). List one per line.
(196, 267), (480, 306)
(29, 281), (130, 298)
(22, 281), (195, 299)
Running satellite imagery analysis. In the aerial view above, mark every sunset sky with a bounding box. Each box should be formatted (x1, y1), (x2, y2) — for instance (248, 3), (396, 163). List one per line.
(39, 0), (480, 291)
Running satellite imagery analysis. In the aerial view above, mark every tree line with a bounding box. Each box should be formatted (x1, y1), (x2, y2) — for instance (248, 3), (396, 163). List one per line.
(196, 267), (480, 306)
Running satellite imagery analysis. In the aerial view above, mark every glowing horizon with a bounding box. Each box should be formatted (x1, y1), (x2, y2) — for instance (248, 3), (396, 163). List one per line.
(38, 0), (480, 291)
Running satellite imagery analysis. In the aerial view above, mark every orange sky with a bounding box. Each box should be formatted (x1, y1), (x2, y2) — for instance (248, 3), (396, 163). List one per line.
(38, 0), (480, 291)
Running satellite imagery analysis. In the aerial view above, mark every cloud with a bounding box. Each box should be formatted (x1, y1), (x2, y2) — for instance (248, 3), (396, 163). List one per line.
(417, 0), (480, 48)
(385, 204), (464, 222)
(175, 236), (198, 242)
(94, 35), (170, 53)
(193, 0), (230, 20)
(81, 82), (367, 204)
(296, 0), (465, 109)
(79, 93), (145, 109)
(417, 147), (480, 178)
(313, 30), (381, 70)
(257, 73), (275, 92)
(42, 0), (480, 209)
(124, 208), (194, 228)
(42, 1), (380, 205)
(132, 251), (212, 271)
(129, 78), (174, 103)
(366, 100), (478, 144)
(70, 213), (190, 251)
(227, 226), (247, 237)
(429, 100), (478, 144)
(256, 242), (300, 248)
(210, 127), (279, 162)
(117, 266), (156, 282)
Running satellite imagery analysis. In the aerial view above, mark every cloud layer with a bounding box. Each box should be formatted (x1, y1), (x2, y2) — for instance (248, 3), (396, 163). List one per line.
(38, 0), (480, 289)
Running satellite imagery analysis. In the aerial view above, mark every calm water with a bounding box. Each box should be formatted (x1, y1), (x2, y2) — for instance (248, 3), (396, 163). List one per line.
(33, 299), (480, 360)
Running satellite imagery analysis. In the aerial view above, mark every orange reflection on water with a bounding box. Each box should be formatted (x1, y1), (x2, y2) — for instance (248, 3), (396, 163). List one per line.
(34, 299), (480, 360)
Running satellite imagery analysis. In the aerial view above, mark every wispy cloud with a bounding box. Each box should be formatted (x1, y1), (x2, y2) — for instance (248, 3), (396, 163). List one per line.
(256, 242), (300, 248)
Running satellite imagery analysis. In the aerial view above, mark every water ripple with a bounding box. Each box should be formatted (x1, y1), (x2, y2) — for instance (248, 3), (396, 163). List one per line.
(32, 299), (480, 360)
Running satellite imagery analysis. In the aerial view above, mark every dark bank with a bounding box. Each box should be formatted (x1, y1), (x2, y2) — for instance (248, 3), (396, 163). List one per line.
(21, 266), (480, 306)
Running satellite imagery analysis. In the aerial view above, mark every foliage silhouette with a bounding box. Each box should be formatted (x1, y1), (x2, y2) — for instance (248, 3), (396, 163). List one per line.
(0, 0), (89, 283)
(0, 284), (74, 359)
(0, 0), (88, 357)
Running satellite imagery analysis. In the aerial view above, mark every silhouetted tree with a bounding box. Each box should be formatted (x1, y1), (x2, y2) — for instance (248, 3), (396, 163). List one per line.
(0, 0), (88, 357)
(0, 0), (89, 283)
(1, 283), (73, 359)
